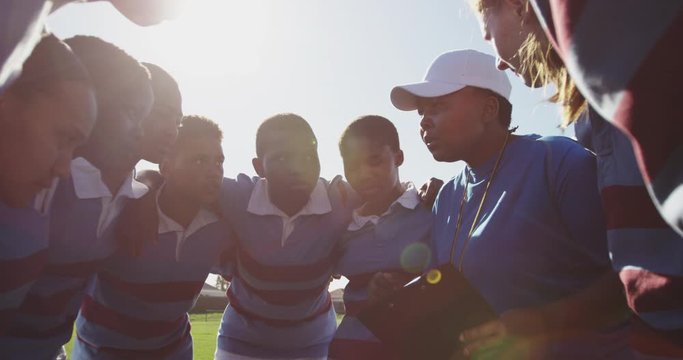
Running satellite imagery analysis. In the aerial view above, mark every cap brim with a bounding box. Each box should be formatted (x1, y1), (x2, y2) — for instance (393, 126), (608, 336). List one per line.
(390, 82), (466, 111)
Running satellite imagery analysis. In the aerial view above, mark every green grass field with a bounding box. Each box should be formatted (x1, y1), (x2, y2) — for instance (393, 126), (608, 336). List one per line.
(189, 312), (223, 359)
(65, 313), (344, 360)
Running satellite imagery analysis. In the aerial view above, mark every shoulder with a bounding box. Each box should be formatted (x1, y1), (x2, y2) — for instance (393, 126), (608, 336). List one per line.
(223, 173), (260, 194)
(322, 174), (345, 188)
(235, 173), (260, 186)
(533, 136), (598, 193)
(530, 135), (595, 169)
(433, 176), (462, 211)
(324, 175), (361, 209)
(219, 173), (260, 213)
(537, 135), (590, 154)
(438, 176), (461, 196)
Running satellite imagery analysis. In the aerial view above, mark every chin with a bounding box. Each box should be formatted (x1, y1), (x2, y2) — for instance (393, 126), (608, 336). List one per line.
(356, 192), (377, 204)
(286, 190), (313, 206)
(431, 152), (455, 163)
(200, 192), (219, 206)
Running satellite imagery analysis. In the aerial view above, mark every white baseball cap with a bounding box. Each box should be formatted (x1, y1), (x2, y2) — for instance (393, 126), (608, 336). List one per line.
(391, 49), (512, 111)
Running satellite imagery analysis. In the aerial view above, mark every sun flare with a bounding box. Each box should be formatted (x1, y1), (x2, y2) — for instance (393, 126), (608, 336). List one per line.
(147, 0), (271, 78)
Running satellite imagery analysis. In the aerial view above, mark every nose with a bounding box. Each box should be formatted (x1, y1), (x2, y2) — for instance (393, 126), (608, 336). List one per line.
(209, 161), (223, 178)
(420, 115), (433, 132)
(357, 166), (374, 183)
(288, 156), (317, 180)
(129, 121), (145, 150)
(483, 30), (491, 42)
(156, 124), (178, 150)
(289, 160), (308, 178)
(166, 124), (179, 140)
(158, 118), (179, 138)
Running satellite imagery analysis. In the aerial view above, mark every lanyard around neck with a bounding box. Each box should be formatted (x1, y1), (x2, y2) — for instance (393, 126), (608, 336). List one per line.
(449, 131), (512, 272)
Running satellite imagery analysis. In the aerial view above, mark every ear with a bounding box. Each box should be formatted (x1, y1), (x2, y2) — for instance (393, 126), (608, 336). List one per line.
(395, 149), (405, 167)
(482, 94), (500, 126)
(252, 157), (265, 178)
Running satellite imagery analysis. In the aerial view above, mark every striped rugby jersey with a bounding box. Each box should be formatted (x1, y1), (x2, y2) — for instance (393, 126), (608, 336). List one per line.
(0, 159), (146, 359)
(530, 0), (683, 237)
(329, 183), (433, 360)
(0, 200), (49, 335)
(577, 110), (683, 358)
(216, 174), (357, 359)
(73, 194), (234, 359)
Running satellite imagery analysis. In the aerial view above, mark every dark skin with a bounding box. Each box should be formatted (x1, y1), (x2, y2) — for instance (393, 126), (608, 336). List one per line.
(139, 64), (182, 164)
(252, 128), (320, 217)
(119, 136), (224, 256)
(371, 88), (630, 358)
(341, 137), (405, 217)
(369, 88), (506, 305)
(159, 136), (224, 227)
(0, 81), (96, 207)
(418, 87), (508, 168)
(459, 272), (628, 358)
(75, 80), (154, 195)
(123, 130), (444, 260)
(140, 102), (182, 164)
(252, 129), (441, 217)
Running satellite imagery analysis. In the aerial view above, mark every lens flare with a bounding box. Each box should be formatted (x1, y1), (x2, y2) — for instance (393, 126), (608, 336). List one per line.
(426, 269), (442, 284)
(400, 243), (432, 274)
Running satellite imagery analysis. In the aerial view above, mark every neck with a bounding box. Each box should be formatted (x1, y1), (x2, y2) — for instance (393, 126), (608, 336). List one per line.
(272, 194), (307, 217)
(158, 182), (200, 228)
(358, 180), (404, 217)
(79, 149), (138, 196)
(465, 126), (509, 169)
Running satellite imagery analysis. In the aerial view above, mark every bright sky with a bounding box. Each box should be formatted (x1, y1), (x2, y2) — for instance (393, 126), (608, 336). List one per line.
(48, 0), (572, 290)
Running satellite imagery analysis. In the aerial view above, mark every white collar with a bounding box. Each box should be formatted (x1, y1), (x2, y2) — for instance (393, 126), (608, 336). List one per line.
(246, 178), (332, 219)
(156, 185), (219, 237)
(70, 157), (147, 200)
(347, 182), (420, 231)
(33, 177), (59, 215)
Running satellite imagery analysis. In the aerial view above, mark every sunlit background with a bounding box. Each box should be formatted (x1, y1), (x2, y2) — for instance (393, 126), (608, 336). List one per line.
(48, 0), (572, 290)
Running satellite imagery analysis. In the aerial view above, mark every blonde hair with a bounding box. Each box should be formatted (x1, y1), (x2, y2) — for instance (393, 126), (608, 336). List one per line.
(470, 0), (586, 126)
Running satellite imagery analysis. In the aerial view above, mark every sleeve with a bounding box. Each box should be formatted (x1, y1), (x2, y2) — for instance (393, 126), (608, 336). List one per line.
(545, 138), (610, 268)
(116, 189), (159, 257)
(218, 177), (238, 217)
(218, 174), (258, 220)
(327, 175), (361, 210)
(422, 215), (437, 272)
(573, 112), (593, 153)
(429, 178), (457, 268)
(531, 0), (683, 236)
(0, 205), (49, 332)
(330, 232), (349, 277)
(210, 225), (238, 279)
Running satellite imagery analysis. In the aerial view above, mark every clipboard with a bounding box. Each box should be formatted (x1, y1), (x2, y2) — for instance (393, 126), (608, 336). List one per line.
(357, 264), (497, 360)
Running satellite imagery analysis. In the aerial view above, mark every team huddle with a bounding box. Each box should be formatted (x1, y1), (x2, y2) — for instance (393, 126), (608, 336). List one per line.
(1, 0), (683, 360)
